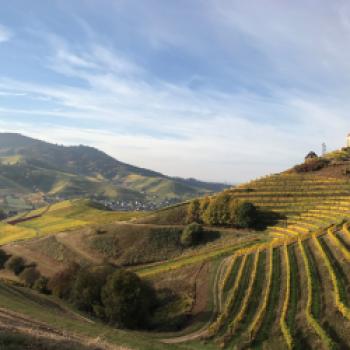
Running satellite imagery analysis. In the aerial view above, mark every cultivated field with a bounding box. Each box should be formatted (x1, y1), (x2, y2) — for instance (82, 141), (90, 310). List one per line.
(2, 171), (350, 349)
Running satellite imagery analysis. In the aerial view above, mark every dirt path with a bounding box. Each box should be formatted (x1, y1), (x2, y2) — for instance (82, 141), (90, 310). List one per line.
(116, 221), (250, 235)
(161, 255), (231, 344)
(7, 205), (51, 225)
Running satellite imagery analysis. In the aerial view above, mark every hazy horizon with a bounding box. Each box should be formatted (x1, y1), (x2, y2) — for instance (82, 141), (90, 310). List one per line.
(1, 1), (350, 182)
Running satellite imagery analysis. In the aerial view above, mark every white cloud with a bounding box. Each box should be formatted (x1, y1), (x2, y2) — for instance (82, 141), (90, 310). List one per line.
(0, 24), (12, 43)
(2, 7), (350, 182)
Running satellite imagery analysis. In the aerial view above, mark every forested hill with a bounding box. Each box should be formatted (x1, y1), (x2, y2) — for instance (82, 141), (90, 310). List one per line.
(0, 133), (229, 212)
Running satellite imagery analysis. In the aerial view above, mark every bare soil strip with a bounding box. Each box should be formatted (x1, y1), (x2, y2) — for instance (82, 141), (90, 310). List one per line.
(161, 256), (230, 344)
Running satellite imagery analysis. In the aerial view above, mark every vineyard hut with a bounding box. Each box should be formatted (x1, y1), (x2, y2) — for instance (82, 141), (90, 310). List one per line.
(305, 151), (318, 162)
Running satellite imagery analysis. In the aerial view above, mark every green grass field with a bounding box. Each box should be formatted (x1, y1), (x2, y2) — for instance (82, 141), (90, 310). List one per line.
(0, 199), (144, 245)
(0, 281), (222, 350)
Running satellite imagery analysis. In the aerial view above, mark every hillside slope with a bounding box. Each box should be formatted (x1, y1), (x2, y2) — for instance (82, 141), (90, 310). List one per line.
(0, 133), (228, 212)
(3, 148), (350, 348)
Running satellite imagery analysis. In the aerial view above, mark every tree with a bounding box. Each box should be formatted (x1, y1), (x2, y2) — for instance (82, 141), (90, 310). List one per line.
(233, 201), (257, 228)
(70, 266), (113, 315)
(180, 223), (203, 247)
(19, 267), (41, 287)
(5, 256), (25, 275)
(186, 199), (201, 223)
(0, 210), (6, 221)
(48, 262), (80, 299)
(200, 197), (210, 213)
(0, 249), (9, 269)
(101, 269), (155, 329)
(202, 193), (231, 225)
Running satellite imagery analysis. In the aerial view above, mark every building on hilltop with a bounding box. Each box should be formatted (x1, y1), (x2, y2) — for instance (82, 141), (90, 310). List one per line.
(305, 151), (318, 162)
(347, 133), (350, 148)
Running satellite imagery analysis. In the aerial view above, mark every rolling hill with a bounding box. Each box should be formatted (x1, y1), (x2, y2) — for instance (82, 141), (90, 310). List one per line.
(2, 147), (350, 349)
(0, 133), (228, 213)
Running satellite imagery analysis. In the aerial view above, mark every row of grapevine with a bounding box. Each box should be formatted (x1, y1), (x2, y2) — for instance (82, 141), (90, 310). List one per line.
(220, 253), (238, 295)
(224, 251), (260, 338)
(313, 234), (350, 320)
(246, 246), (273, 340)
(298, 239), (334, 349)
(280, 244), (293, 349)
(206, 254), (248, 337)
(343, 222), (350, 240)
(327, 227), (350, 261)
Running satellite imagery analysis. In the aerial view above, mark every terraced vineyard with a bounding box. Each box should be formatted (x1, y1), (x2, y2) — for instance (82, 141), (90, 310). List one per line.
(157, 172), (350, 348)
(197, 223), (350, 349)
(182, 172), (350, 349)
(228, 174), (350, 238)
(3, 168), (350, 349)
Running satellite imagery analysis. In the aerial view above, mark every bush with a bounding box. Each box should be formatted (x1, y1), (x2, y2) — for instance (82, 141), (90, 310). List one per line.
(233, 201), (258, 228)
(48, 262), (80, 299)
(180, 223), (203, 247)
(0, 249), (9, 269)
(19, 267), (40, 287)
(5, 256), (25, 275)
(96, 227), (107, 235)
(101, 269), (156, 329)
(33, 276), (50, 294)
(294, 158), (329, 173)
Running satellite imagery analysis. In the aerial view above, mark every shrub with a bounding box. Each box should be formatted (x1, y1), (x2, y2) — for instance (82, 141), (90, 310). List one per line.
(101, 269), (156, 329)
(48, 262), (80, 299)
(5, 256), (25, 275)
(19, 267), (40, 287)
(96, 227), (107, 235)
(0, 249), (9, 269)
(294, 158), (329, 173)
(180, 223), (203, 247)
(233, 201), (258, 228)
(33, 276), (50, 294)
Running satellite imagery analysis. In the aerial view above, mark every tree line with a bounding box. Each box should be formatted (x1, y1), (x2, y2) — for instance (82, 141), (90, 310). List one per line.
(186, 193), (258, 228)
(0, 250), (156, 330)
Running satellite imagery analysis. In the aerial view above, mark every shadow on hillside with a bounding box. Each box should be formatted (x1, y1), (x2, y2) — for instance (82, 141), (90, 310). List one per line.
(324, 321), (349, 350)
(254, 210), (286, 231)
(200, 229), (221, 244)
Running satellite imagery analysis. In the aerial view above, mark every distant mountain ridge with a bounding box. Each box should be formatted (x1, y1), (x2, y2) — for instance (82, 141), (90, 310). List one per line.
(0, 133), (229, 212)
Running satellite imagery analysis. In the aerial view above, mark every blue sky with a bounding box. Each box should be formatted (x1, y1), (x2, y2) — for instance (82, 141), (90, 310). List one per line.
(0, 1), (350, 182)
